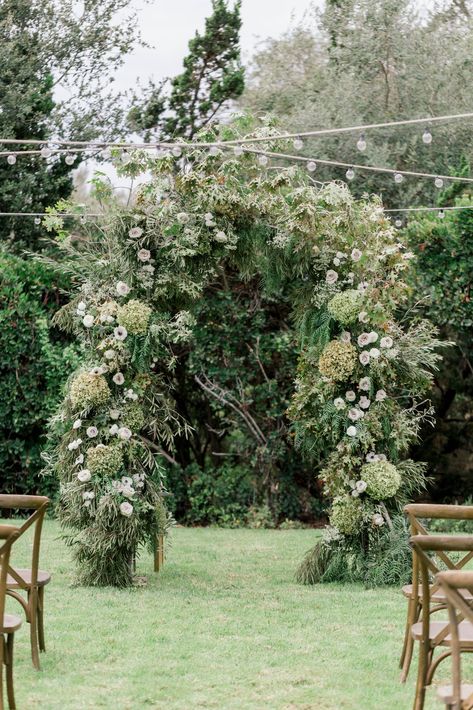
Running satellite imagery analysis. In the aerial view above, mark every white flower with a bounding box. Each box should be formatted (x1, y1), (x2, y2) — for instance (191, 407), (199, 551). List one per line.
(114, 326), (128, 341)
(177, 212), (189, 224)
(359, 311), (370, 324)
(378, 454), (387, 462)
(77, 469), (91, 483)
(142, 264), (155, 274)
(116, 281), (130, 297)
(82, 314), (94, 328)
(351, 248), (362, 262)
(372, 513), (385, 527)
(340, 331), (351, 343)
(77, 301), (86, 312)
(73, 419), (82, 430)
(120, 501), (134, 517)
(137, 248), (151, 262)
(336, 251), (345, 259)
(368, 331), (378, 343)
(369, 348), (380, 359)
(334, 397), (346, 410)
(67, 438), (82, 451)
(366, 452), (378, 462)
(402, 251), (415, 260)
(204, 212), (215, 226)
(113, 372), (125, 385)
(82, 491), (95, 500)
(359, 377), (371, 391)
(109, 424), (119, 435)
(122, 485), (135, 499)
(118, 426), (132, 441)
(351, 490), (359, 497)
(104, 349), (116, 360)
(375, 389), (387, 402)
(129, 227), (143, 239)
(346, 272), (354, 284)
(90, 367), (102, 376)
(347, 426), (357, 437)
(333, 257), (340, 266)
(359, 351), (370, 365)
(74, 454), (84, 465)
(357, 281), (369, 293)
(357, 332), (371, 347)
(380, 336), (393, 349)
(214, 230), (227, 242)
(359, 396), (371, 409)
(86, 426), (98, 438)
(345, 390), (356, 402)
(109, 409), (121, 420)
(325, 270), (338, 284)
(355, 480), (367, 493)
(348, 407), (362, 421)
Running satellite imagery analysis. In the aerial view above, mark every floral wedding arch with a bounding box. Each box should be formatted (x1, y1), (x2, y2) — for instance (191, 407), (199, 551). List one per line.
(44, 124), (442, 586)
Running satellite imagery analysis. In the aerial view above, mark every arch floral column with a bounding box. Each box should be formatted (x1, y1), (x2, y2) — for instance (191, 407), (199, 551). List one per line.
(45, 126), (442, 586)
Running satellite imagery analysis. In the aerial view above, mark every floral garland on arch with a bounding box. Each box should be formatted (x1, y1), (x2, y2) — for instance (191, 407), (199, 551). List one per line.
(42, 121), (443, 586)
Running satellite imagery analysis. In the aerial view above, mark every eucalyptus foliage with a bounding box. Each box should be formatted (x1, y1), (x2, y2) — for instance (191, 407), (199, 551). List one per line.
(43, 121), (442, 586)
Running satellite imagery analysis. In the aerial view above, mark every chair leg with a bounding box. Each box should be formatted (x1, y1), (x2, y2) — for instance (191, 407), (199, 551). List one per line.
(401, 599), (420, 682)
(5, 634), (15, 710)
(0, 635), (4, 710)
(37, 587), (45, 653)
(28, 589), (40, 671)
(413, 639), (429, 710)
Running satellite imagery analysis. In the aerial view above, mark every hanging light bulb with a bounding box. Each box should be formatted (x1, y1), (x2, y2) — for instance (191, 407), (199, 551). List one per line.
(422, 129), (433, 145)
(258, 154), (269, 166)
(434, 176), (444, 189)
(121, 151), (131, 165)
(101, 147), (112, 160)
(438, 209), (445, 219)
(307, 161), (317, 172)
(208, 146), (219, 157)
(171, 145), (182, 158)
(293, 137), (304, 151)
(34, 217), (41, 225)
(234, 145), (244, 157)
(7, 154), (16, 165)
(345, 167), (355, 181)
(395, 218), (403, 228)
(394, 172), (404, 183)
(80, 215), (86, 224)
(356, 133), (367, 152)
(65, 154), (76, 165)
(40, 146), (52, 158)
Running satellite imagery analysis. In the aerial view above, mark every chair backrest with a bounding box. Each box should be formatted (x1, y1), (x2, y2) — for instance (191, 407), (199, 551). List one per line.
(436, 570), (473, 710)
(0, 495), (49, 590)
(410, 535), (473, 648)
(405, 504), (473, 597)
(0, 525), (20, 632)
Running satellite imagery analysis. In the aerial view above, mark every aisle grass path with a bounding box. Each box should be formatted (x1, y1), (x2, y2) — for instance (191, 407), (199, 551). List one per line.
(7, 522), (456, 709)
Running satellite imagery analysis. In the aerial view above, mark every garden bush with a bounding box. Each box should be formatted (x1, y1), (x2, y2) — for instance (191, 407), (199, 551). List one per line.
(0, 251), (79, 497)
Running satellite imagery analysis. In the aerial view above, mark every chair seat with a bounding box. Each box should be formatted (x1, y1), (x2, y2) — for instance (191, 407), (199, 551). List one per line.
(6, 568), (51, 589)
(1, 614), (22, 633)
(412, 619), (473, 646)
(437, 682), (473, 703)
(402, 584), (473, 602)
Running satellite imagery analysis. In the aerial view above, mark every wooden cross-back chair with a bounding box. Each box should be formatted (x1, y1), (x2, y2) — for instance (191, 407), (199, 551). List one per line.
(0, 495), (50, 670)
(436, 570), (473, 710)
(410, 535), (473, 710)
(401, 504), (473, 682)
(0, 524), (22, 710)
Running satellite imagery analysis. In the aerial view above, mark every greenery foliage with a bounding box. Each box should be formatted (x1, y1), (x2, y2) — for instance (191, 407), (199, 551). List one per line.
(0, 252), (79, 497)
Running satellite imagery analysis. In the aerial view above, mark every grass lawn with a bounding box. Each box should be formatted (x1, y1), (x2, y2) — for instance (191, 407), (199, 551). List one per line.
(6, 521), (465, 709)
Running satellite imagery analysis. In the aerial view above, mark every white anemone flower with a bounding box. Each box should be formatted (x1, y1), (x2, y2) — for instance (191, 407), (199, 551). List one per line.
(118, 427), (132, 441)
(120, 501), (134, 517)
(359, 377), (371, 391)
(86, 426), (98, 438)
(116, 281), (130, 297)
(129, 227), (143, 239)
(334, 397), (346, 410)
(325, 269), (338, 285)
(346, 426), (357, 437)
(82, 314), (94, 328)
(114, 326), (128, 341)
(359, 351), (370, 365)
(77, 469), (92, 483)
(137, 248), (151, 262)
(375, 389), (387, 402)
(345, 390), (356, 402)
(351, 248), (362, 261)
(359, 396), (371, 410)
(355, 480), (367, 493)
(113, 372), (125, 385)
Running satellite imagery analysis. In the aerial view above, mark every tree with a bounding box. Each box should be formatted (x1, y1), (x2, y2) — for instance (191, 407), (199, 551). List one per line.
(0, 0), (142, 250)
(127, 0), (244, 139)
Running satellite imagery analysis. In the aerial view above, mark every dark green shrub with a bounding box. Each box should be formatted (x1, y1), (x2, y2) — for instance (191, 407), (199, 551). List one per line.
(0, 252), (79, 496)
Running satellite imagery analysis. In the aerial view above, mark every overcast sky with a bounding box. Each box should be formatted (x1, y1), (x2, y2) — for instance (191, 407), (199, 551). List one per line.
(113, 0), (321, 92)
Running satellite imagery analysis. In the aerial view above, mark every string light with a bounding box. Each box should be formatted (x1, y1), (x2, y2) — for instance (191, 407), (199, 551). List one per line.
(356, 133), (367, 152)
(394, 172), (404, 183)
(40, 146), (52, 158)
(7, 154), (16, 165)
(65, 154), (76, 165)
(434, 176), (444, 188)
(395, 218), (403, 228)
(34, 217), (41, 225)
(345, 167), (355, 180)
(258, 154), (269, 166)
(438, 209), (445, 219)
(307, 161), (317, 172)
(171, 145), (182, 158)
(422, 129), (433, 145)
(208, 146), (220, 157)
(293, 137), (304, 150)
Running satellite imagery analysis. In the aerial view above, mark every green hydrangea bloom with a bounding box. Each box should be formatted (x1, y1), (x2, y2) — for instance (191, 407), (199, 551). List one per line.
(327, 290), (362, 325)
(121, 402), (145, 431)
(360, 460), (401, 500)
(117, 299), (152, 335)
(318, 340), (357, 381)
(69, 372), (111, 410)
(86, 444), (123, 477)
(330, 496), (363, 535)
